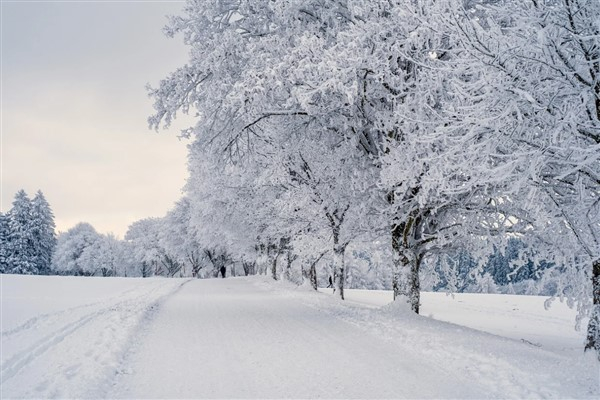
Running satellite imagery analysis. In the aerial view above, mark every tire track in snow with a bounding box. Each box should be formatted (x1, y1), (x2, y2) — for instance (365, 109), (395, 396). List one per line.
(1, 280), (190, 390)
(1, 286), (143, 339)
(1, 309), (103, 383)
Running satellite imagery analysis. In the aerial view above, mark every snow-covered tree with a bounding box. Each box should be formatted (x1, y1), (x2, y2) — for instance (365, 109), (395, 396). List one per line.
(79, 233), (125, 277)
(161, 197), (205, 277)
(6, 190), (37, 274)
(30, 190), (57, 275)
(125, 217), (180, 277)
(0, 212), (10, 273)
(52, 222), (102, 275)
(125, 218), (161, 277)
(2, 190), (57, 275)
(276, 136), (383, 298)
(150, 0), (396, 296)
(442, 0), (600, 358)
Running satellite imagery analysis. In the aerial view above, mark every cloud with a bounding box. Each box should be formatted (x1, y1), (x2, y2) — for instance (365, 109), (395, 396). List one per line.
(2, 1), (195, 237)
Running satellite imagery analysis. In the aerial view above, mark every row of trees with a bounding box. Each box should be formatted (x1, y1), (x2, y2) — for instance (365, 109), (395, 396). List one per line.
(50, 212), (554, 296)
(9, 188), (543, 293)
(145, 0), (599, 356)
(0, 190), (57, 275)
(50, 210), (238, 279)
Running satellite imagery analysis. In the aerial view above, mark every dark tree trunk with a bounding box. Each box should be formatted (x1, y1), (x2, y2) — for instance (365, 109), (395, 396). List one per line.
(391, 222), (402, 300)
(309, 263), (318, 290)
(101, 268), (112, 277)
(585, 260), (600, 359)
(153, 260), (163, 277)
(271, 253), (278, 281)
(324, 206), (350, 300)
(304, 251), (326, 291)
(189, 252), (203, 278)
(285, 252), (291, 281)
(242, 261), (256, 276)
(162, 254), (182, 278)
(284, 250), (297, 281)
(141, 261), (151, 278)
(191, 263), (202, 278)
(391, 221), (421, 314)
(333, 244), (346, 300)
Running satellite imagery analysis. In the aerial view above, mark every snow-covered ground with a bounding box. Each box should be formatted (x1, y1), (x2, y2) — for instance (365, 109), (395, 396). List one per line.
(1, 275), (187, 398)
(332, 288), (587, 355)
(2, 274), (598, 398)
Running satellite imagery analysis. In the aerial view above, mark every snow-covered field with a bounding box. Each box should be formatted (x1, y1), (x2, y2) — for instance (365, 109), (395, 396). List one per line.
(1, 274), (598, 399)
(1, 275), (187, 398)
(333, 288), (588, 355)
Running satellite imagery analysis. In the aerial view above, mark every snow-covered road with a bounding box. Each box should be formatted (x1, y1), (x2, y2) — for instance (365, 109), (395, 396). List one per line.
(110, 278), (477, 399)
(110, 277), (597, 399)
(2, 275), (598, 399)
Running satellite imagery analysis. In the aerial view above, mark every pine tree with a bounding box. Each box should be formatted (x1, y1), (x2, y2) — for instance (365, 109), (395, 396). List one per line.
(0, 212), (10, 273)
(7, 190), (37, 274)
(31, 190), (57, 275)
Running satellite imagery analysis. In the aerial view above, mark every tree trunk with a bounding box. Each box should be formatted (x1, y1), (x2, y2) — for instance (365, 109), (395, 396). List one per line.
(305, 251), (326, 291)
(585, 259), (600, 359)
(391, 223), (421, 313)
(256, 255), (266, 275)
(285, 251), (292, 281)
(391, 223), (402, 300)
(333, 245), (346, 300)
(141, 261), (150, 278)
(242, 261), (255, 276)
(271, 252), (279, 281)
(191, 262), (201, 278)
(309, 262), (318, 291)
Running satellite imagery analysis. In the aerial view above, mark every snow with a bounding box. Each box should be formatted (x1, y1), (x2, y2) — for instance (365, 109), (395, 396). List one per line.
(2, 274), (598, 398)
(1, 275), (186, 398)
(332, 289), (588, 354)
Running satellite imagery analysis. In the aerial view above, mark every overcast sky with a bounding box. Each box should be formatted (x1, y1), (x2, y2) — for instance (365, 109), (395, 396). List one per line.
(2, 0), (195, 237)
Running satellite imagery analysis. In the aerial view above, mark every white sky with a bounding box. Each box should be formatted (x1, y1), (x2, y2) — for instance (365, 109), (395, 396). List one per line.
(1, 0), (194, 237)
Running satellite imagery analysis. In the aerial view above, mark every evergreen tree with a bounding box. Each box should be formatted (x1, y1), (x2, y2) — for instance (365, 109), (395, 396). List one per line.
(0, 212), (10, 273)
(31, 190), (57, 275)
(7, 190), (37, 274)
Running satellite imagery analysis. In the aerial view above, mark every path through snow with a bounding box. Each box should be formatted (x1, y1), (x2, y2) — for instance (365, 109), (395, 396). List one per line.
(110, 277), (599, 399)
(2, 275), (598, 398)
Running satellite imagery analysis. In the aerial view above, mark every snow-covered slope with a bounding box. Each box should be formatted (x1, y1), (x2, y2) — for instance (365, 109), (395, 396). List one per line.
(2, 275), (598, 398)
